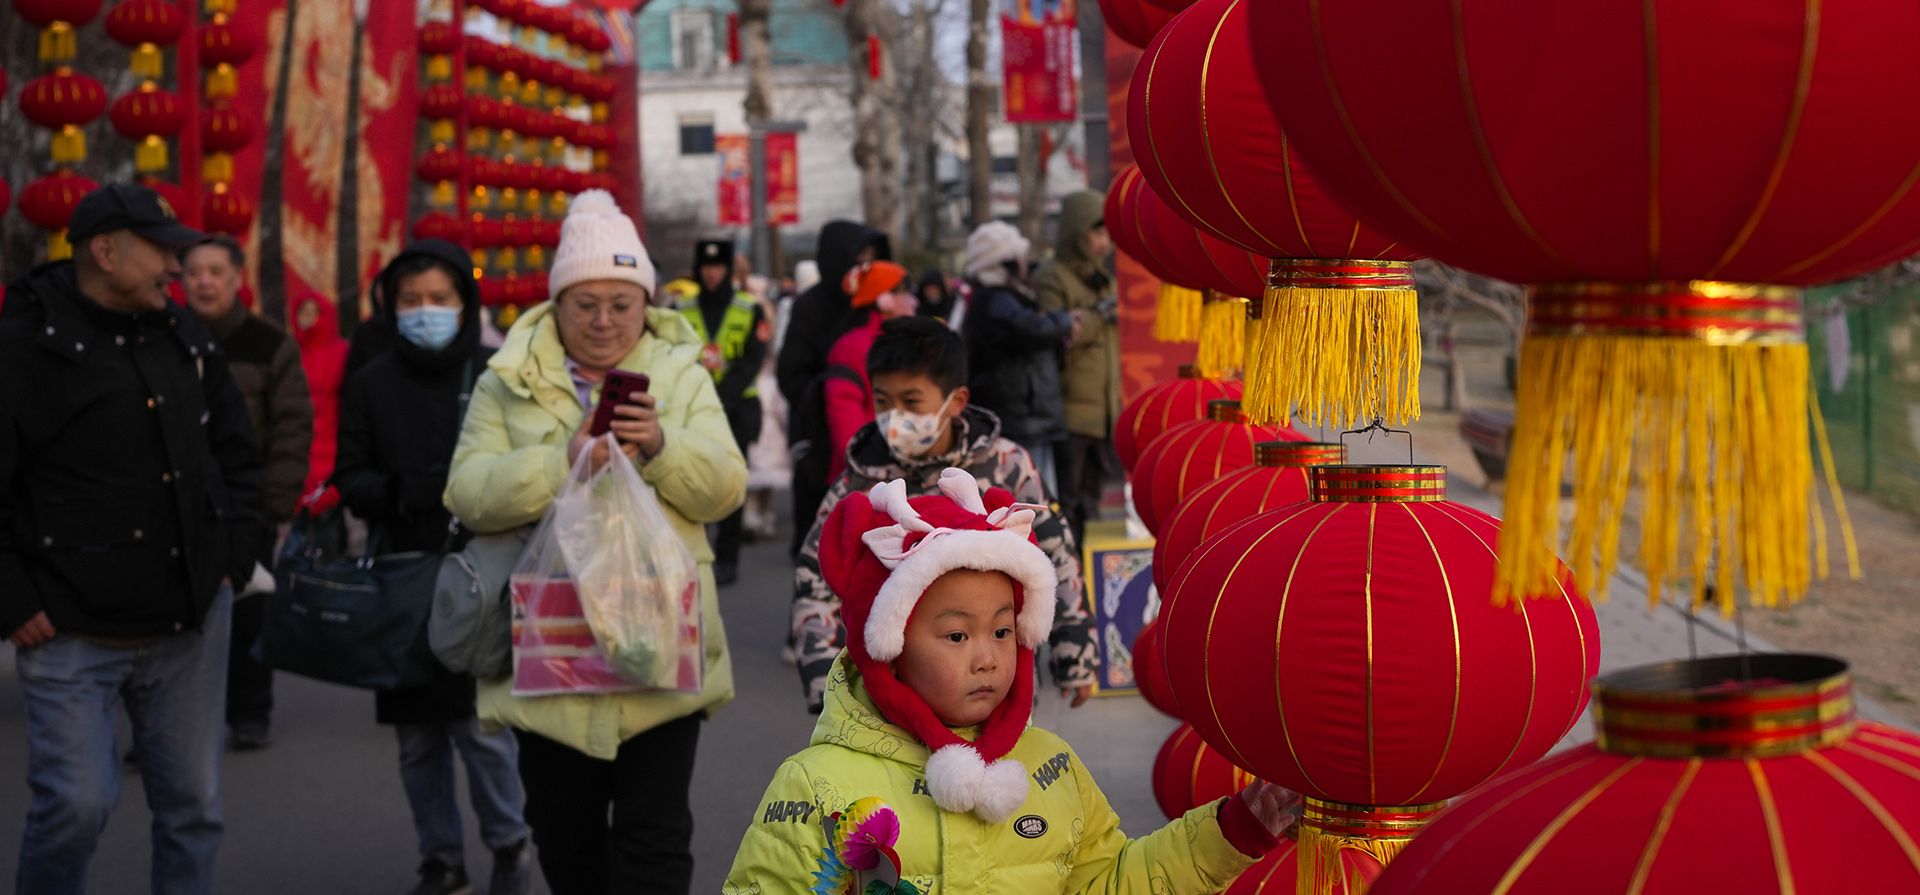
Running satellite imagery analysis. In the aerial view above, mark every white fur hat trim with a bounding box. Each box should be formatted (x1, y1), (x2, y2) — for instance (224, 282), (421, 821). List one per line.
(860, 528), (1057, 662)
(925, 745), (1030, 823)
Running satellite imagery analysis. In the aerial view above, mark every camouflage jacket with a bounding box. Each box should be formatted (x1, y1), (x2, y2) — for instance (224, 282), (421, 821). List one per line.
(791, 406), (1096, 711)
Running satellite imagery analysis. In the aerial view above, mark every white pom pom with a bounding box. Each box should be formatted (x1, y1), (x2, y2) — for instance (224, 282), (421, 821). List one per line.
(972, 758), (1030, 823)
(925, 745), (989, 815)
(568, 188), (619, 217)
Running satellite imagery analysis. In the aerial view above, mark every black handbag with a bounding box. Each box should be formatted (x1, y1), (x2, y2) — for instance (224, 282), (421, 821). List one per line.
(257, 510), (443, 690)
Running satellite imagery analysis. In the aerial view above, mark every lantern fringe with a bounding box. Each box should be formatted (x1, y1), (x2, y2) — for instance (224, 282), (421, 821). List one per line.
(1195, 297), (1245, 377)
(51, 127), (87, 166)
(1494, 334), (1860, 611)
(427, 54), (453, 82)
(1244, 285), (1421, 428)
(1296, 822), (1408, 895)
(206, 64), (237, 99)
(1153, 284), (1202, 343)
(48, 231), (73, 263)
(135, 136), (169, 174)
(133, 44), (164, 80)
(40, 23), (76, 64)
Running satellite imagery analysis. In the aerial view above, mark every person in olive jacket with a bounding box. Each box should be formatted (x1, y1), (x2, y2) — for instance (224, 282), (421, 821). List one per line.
(0, 183), (264, 895)
(1032, 190), (1119, 547)
(333, 239), (532, 895)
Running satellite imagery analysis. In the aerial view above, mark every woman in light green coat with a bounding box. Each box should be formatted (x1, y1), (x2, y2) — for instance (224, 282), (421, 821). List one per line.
(444, 190), (746, 895)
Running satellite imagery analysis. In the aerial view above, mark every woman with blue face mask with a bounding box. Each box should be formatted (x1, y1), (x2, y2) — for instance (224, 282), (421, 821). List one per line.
(332, 239), (535, 895)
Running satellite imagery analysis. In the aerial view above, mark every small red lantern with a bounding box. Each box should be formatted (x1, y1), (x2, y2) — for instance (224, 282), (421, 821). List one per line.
(14, 0), (103, 63)
(478, 277), (509, 306)
(20, 170), (101, 260)
(139, 178), (192, 226)
(1129, 400), (1299, 536)
(470, 217), (505, 248)
(421, 84), (464, 120)
(416, 147), (463, 184)
(1372, 655), (1920, 895)
(199, 100), (254, 153)
(418, 20), (458, 54)
(203, 184), (253, 235)
(19, 68), (109, 165)
(1114, 373), (1244, 475)
(0, 178), (11, 218)
(104, 0), (186, 79)
(1152, 441), (1345, 593)
(198, 12), (258, 98)
(109, 83), (186, 174)
(1130, 619), (1178, 718)
(1162, 465), (1598, 891)
(412, 212), (465, 243)
(1152, 724), (1255, 821)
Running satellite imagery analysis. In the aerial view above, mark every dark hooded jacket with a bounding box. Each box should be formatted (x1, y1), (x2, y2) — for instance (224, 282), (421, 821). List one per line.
(331, 239), (492, 724)
(0, 261), (265, 641)
(915, 269), (958, 323)
(1033, 190), (1120, 439)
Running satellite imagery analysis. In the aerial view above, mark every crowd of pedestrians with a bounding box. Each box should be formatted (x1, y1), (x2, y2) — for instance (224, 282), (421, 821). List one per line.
(1, 179), (1126, 894)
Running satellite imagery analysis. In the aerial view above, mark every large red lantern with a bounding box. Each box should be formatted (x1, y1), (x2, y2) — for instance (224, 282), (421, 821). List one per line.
(1135, 178), (1269, 377)
(1252, 0), (1908, 610)
(1097, 0), (1177, 49)
(109, 83), (186, 174)
(1131, 0), (1423, 429)
(1225, 837), (1376, 895)
(19, 171), (100, 261)
(199, 100), (254, 154)
(1109, 165), (1201, 343)
(14, 0), (102, 63)
(1114, 366), (1242, 472)
(1130, 618), (1178, 718)
(19, 68), (109, 165)
(1130, 400), (1300, 536)
(104, 0), (186, 79)
(1153, 724), (1256, 821)
(1161, 465), (1599, 891)
(1372, 654), (1920, 895)
(1152, 440), (1345, 593)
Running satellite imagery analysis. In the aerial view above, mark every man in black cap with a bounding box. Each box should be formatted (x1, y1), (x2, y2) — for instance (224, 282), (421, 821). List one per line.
(0, 183), (264, 893)
(676, 239), (766, 584)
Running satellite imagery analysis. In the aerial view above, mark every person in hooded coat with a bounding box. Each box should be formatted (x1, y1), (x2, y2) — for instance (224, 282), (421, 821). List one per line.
(775, 220), (892, 556)
(291, 291), (348, 501)
(914, 268), (961, 329)
(1032, 190), (1120, 547)
(332, 240), (534, 895)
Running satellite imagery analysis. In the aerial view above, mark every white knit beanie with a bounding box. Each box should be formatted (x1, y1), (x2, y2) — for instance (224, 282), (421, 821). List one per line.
(793, 259), (820, 293)
(549, 189), (657, 300)
(964, 220), (1030, 278)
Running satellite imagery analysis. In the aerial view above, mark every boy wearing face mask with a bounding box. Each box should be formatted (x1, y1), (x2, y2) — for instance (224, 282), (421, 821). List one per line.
(790, 317), (1097, 715)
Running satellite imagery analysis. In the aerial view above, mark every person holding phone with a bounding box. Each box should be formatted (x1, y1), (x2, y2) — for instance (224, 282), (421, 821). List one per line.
(444, 190), (747, 895)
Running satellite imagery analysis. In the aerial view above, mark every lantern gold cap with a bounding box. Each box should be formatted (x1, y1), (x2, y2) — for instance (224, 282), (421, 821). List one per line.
(1206, 399), (1246, 424)
(1309, 465), (1447, 503)
(1593, 653), (1854, 760)
(1255, 441), (1345, 468)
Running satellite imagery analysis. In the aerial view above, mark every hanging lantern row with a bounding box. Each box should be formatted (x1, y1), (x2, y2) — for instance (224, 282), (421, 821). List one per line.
(197, 1), (255, 236)
(462, 36), (619, 107)
(470, 0), (612, 64)
(12, 0), (103, 64)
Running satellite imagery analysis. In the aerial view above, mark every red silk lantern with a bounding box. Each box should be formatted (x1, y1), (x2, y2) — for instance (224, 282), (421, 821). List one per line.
(1129, 400), (1299, 536)
(412, 212), (465, 243)
(1252, 0), (1905, 609)
(1136, 179), (1265, 377)
(1152, 440), (1345, 593)
(1096, 0), (1176, 49)
(574, 15), (610, 53)
(1224, 838), (1376, 895)
(1130, 619), (1178, 718)
(1131, 0), (1423, 429)
(199, 12), (257, 99)
(14, 0), (103, 63)
(421, 84), (463, 120)
(1162, 464), (1598, 892)
(104, 0), (187, 79)
(20, 171), (100, 260)
(19, 69), (109, 165)
(203, 185), (253, 235)
(1372, 655), (1920, 895)
(1113, 367), (1242, 472)
(109, 83), (186, 174)
(1152, 725), (1255, 821)
(1110, 165), (1202, 344)
(418, 20), (458, 54)
(199, 100), (254, 153)
(416, 147), (463, 184)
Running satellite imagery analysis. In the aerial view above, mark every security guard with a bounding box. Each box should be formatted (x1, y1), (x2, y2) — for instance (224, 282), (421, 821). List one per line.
(680, 239), (767, 584)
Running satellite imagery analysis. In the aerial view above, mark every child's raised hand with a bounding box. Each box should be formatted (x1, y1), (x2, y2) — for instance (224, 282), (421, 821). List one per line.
(1238, 780), (1303, 838)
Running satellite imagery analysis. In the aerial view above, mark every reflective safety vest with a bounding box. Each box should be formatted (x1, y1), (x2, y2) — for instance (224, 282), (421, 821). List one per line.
(678, 291), (760, 399)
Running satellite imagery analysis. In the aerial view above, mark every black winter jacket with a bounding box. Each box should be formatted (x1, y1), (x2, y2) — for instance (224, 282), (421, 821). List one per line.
(0, 263), (265, 640)
(963, 280), (1072, 444)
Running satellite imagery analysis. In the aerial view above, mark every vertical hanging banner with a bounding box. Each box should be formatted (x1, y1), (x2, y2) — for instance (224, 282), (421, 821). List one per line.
(716, 133), (751, 226)
(1001, 0), (1077, 123)
(765, 131), (799, 226)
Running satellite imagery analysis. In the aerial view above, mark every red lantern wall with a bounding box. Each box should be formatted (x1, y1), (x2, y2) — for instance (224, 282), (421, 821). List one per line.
(1129, 400), (1300, 536)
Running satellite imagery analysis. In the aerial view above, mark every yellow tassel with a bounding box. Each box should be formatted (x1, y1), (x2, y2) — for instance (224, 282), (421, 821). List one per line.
(499, 304), (520, 327)
(48, 231), (73, 262)
(593, 149), (611, 171)
(135, 136), (170, 174)
(133, 43), (164, 80)
(543, 86), (565, 107)
(520, 80), (542, 105)
(427, 54), (452, 82)
(471, 248), (489, 269)
(40, 23), (76, 64)
(431, 181), (456, 209)
(466, 67), (490, 93)
(523, 189), (542, 214)
(51, 126), (87, 165)
(496, 247), (519, 270)
(1294, 800), (1441, 895)
(430, 119), (456, 144)
(592, 102), (610, 124)
(468, 127), (493, 153)
(588, 56), (603, 74)
(207, 63), (238, 99)
(202, 153), (235, 184)
(549, 192), (570, 215)
(204, 0), (236, 13)
(1495, 324), (1848, 610)
(1195, 296), (1246, 378)
(526, 245), (546, 269)
(472, 185), (491, 211)
(1153, 284), (1203, 343)
(1243, 284), (1422, 429)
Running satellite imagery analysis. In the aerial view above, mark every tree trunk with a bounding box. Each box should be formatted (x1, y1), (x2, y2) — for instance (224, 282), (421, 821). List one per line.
(966, 0), (994, 228)
(258, 0), (302, 327)
(1015, 126), (1045, 243)
(333, 10), (367, 329)
(845, 0), (904, 245)
(739, 0), (773, 123)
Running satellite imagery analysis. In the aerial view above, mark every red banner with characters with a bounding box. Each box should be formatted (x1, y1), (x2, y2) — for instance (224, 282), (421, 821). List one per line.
(717, 134), (751, 226)
(1001, 0), (1078, 123)
(766, 132), (799, 226)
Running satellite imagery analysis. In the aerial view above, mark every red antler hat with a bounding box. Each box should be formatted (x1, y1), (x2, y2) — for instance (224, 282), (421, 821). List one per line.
(819, 469), (1058, 822)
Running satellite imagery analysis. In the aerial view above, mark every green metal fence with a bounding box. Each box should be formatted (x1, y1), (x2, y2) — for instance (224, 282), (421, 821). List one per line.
(1808, 282), (1920, 516)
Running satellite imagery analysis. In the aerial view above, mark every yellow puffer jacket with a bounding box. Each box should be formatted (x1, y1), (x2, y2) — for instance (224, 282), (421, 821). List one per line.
(722, 654), (1257, 894)
(444, 301), (747, 759)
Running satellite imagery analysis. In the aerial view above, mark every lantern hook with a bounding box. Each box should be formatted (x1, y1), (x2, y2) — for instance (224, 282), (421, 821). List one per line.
(1340, 417), (1415, 465)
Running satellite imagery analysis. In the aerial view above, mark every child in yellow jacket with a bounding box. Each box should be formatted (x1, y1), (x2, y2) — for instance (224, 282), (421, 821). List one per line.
(724, 470), (1292, 894)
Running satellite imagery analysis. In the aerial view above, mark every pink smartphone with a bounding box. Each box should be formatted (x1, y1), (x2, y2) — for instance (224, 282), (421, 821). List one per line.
(588, 370), (650, 436)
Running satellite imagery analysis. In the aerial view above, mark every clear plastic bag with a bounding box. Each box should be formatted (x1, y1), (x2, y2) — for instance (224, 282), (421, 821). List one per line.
(509, 435), (703, 696)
